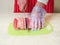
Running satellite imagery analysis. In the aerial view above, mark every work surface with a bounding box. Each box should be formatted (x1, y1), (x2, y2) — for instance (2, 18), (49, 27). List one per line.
(0, 13), (60, 45)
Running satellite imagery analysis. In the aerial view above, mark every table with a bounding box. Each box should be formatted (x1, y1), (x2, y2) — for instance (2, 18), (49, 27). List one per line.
(0, 13), (60, 45)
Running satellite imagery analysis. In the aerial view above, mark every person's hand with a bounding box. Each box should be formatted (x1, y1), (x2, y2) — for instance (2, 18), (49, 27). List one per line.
(18, 0), (27, 12)
(30, 3), (46, 31)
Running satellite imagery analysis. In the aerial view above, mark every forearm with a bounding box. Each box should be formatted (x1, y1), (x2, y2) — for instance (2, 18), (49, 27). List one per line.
(35, 0), (48, 8)
(35, 2), (45, 8)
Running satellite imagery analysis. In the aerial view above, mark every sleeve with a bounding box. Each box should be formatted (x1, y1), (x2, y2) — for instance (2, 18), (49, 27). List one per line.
(37, 0), (48, 5)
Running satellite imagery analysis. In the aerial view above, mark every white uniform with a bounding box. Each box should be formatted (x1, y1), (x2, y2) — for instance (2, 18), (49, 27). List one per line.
(37, 0), (48, 5)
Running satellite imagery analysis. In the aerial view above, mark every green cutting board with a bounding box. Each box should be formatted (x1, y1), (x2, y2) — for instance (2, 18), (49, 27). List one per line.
(8, 23), (53, 36)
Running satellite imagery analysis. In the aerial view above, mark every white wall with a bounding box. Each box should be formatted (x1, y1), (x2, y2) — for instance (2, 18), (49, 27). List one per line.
(0, 0), (14, 14)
